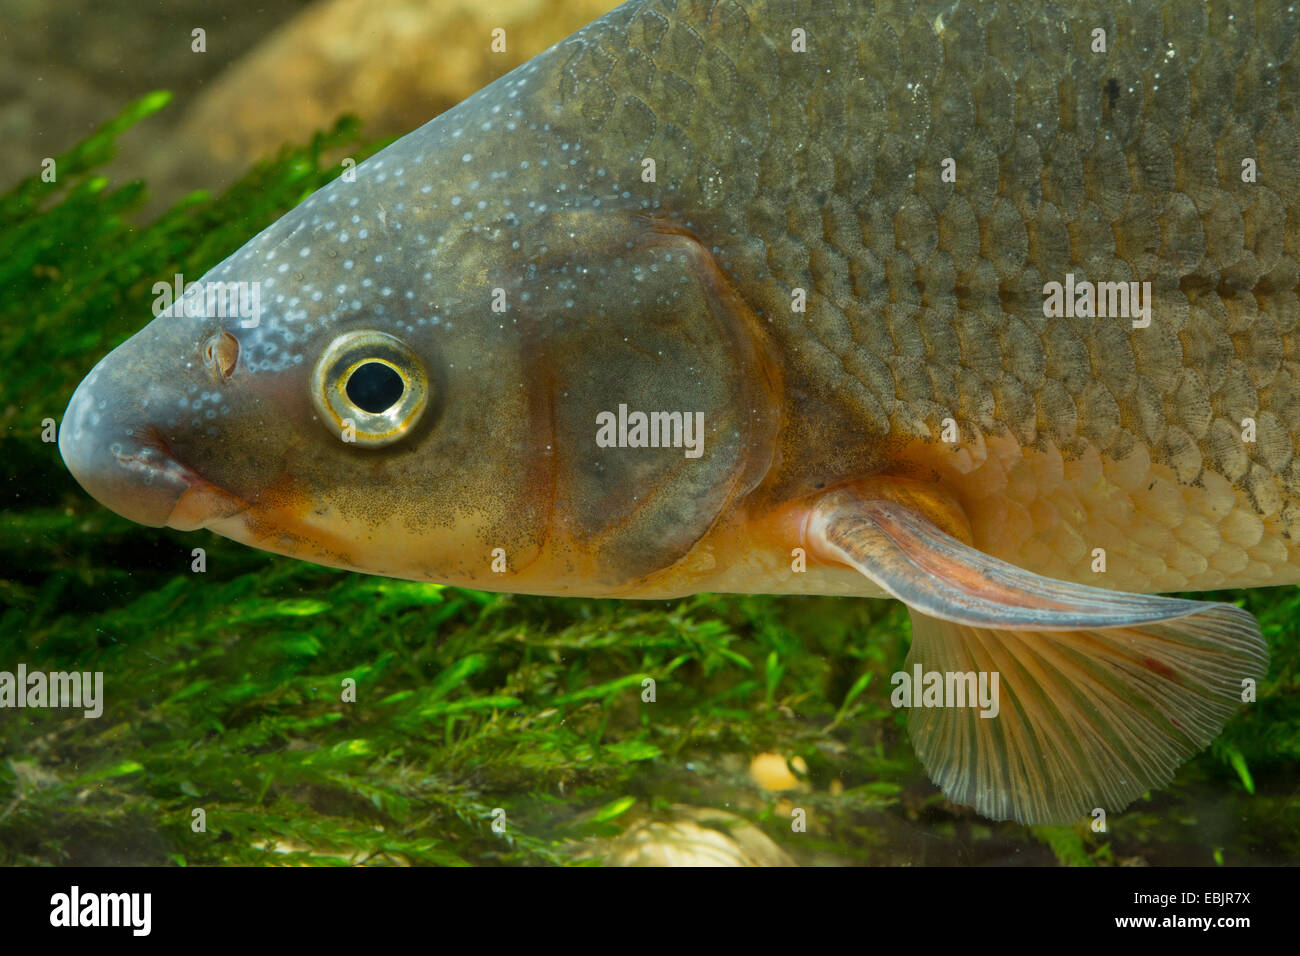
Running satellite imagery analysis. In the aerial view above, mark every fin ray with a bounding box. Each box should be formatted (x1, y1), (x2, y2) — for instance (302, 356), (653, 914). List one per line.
(809, 495), (1268, 824)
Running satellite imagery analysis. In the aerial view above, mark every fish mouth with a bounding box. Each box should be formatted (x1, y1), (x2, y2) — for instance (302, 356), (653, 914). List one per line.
(74, 426), (245, 531)
(59, 377), (246, 530)
(119, 429), (248, 532)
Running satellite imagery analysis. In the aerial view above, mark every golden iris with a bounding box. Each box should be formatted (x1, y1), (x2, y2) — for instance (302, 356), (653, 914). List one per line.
(310, 330), (428, 447)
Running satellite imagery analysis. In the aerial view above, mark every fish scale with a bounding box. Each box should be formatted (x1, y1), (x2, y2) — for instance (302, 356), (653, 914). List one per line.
(547, 0), (1300, 590)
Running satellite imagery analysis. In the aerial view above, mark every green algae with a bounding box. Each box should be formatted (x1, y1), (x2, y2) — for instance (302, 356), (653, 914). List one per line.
(0, 97), (1296, 866)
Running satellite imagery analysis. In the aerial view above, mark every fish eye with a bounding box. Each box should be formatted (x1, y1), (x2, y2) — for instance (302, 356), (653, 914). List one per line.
(310, 330), (428, 447)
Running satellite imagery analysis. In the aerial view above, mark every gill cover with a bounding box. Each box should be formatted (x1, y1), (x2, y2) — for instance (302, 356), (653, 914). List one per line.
(511, 210), (781, 585)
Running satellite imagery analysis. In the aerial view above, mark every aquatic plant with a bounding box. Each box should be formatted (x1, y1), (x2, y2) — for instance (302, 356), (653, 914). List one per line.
(1, 97), (1296, 866)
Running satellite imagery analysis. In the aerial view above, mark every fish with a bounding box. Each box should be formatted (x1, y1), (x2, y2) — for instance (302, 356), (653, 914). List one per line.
(58, 0), (1297, 826)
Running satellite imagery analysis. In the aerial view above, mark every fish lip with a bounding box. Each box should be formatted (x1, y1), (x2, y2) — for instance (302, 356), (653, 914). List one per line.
(120, 428), (248, 531)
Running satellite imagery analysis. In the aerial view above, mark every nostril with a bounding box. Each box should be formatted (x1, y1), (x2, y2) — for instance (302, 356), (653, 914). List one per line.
(202, 330), (240, 380)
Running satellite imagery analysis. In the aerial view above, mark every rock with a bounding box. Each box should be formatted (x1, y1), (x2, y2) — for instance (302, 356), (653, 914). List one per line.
(749, 752), (810, 792)
(575, 804), (797, 867)
(173, 0), (617, 180)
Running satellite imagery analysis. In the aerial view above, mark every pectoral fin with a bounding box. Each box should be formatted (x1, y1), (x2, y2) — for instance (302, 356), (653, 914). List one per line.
(806, 490), (1269, 826)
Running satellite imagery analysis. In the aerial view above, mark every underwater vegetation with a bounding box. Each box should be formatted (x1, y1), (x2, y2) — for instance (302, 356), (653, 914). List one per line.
(1, 96), (1297, 866)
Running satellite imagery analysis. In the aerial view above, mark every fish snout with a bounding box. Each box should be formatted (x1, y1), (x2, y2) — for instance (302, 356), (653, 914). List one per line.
(60, 370), (200, 528)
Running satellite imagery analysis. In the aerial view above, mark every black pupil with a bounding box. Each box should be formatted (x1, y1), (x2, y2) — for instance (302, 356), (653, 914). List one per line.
(346, 361), (404, 413)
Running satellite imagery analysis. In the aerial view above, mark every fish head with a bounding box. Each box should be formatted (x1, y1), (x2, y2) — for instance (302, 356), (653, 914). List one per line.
(60, 82), (782, 595)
